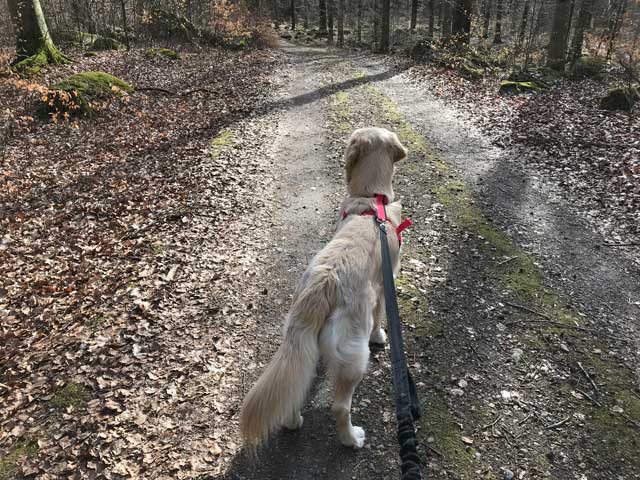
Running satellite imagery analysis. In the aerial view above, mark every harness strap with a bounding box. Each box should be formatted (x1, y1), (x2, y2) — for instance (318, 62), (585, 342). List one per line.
(341, 194), (412, 244)
(375, 202), (422, 480)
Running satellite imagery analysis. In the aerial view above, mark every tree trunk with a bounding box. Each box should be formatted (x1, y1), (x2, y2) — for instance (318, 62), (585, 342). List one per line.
(482, 0), (492, 39)
(380, 0), (390, 51)
(451, 0), (472, 43)
(319, 0), (328, 33)
(516, 0), (529, 48)
(606, 0), (628, 60)
(356, 0), (362, 41)
(337, 0), (344, 46)
(427, 0), (435, 38)
(327, 0), (334, 43)
(410, 0), (418, 29)
(547, 0), (571, 70)
(291, 0), (296, 30)
(120, 0), (130, 50)
(303, 0), (309, 28)
(493, 0), (503, 43)
(442, 0), (452, 39)
(568, 0), (592, 67)
(7, 0), (70, 64)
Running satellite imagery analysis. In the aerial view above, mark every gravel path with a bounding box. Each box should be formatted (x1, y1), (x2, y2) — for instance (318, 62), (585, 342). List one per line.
(217, 43), (640, 480)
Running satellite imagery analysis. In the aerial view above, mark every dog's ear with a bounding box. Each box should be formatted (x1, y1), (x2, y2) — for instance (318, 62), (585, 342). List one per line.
(389, 133), (407, 163)
(344, 135), (361, 182)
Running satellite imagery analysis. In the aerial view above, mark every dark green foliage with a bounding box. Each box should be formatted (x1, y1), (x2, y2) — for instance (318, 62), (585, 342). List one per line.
(600, 86), (639, 111)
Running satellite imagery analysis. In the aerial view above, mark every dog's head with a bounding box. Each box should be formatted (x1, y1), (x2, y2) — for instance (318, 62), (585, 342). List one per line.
(344, 127), (407, 200)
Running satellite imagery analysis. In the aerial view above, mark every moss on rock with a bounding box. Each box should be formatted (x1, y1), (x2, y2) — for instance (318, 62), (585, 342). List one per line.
(499, 80), (543, 95)
(600, 86), (639, 111)
(570, 56), (606, 79)
(42, 71), (133, 118)
(91, 36), (124, 51)
(145, 48), (180, 60)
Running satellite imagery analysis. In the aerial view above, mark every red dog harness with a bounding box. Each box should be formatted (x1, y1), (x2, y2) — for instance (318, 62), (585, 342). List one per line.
(341, 194), (413, 244)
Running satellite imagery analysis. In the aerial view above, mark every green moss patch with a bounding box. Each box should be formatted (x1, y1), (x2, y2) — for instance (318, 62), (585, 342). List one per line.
(209, 129), (235, 159)
(0, 441), (39, 480)
(51, 383), (87, 409)
(41, 71), (133, 118)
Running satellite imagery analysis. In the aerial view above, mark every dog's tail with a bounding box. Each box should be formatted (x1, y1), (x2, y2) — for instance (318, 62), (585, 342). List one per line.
(240, 266), (337, 449)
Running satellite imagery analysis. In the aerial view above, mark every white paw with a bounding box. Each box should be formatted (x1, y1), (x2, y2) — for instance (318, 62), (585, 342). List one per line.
(282, 413), (304, 430)
(370, 328), (387, 345)
(339, 425), (366, 449)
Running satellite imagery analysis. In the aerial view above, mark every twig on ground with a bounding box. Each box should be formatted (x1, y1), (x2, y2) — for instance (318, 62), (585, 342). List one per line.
(497, 256), (519, 266)
(504, 302), (629, 342)
(603, 242), (640, 247)
(425, 444), (445, 457)
(473, 415), (502, 434)
(503, 301), (551, 320)
(517, 413), (533, 426)
(545, 415), (571, 430)
(620, 412), (640, 430)
(578, 361), (600, 395)
(576, 388), (602, 407)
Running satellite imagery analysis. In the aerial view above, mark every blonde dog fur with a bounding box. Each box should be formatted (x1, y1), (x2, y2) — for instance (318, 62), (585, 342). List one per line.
(240, 127), (407, 450)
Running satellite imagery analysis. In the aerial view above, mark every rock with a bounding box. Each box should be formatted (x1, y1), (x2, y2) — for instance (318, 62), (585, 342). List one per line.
(499, 80), (542, 95)
(91, 36), (125, 51)
(458, 379), (468, 388)
(570, 56), (606, 79)
(460, 61), (483, 80)
(450, 388), (465, 396)
(600, 86), (639, 111)
(503, 469), (515, 480)
(511, 348), (524, 362)
(41, 71), (133, 117)
(145, 48), (180, 60)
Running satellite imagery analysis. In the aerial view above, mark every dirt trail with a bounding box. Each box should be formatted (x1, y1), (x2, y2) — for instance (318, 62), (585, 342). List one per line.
(218, 43), (640, 480)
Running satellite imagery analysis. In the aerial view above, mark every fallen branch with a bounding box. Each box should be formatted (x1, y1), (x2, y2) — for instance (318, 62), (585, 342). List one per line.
(136, 86), (213, 96)
(603, 242), (640, 247)
(504, 301), (551, 320)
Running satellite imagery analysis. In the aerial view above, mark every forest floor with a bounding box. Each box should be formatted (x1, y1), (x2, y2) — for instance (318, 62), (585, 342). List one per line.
(1, 41), (640, 480)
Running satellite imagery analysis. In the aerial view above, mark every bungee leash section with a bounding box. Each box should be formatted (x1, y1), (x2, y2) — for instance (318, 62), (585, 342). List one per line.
(373, 194), (422, 480)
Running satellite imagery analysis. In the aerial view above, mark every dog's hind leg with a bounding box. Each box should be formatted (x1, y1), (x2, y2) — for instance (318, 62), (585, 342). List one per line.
(325, 332), (369, 449)
(369, 296), (387, 345)
(282, 411), (304, 430)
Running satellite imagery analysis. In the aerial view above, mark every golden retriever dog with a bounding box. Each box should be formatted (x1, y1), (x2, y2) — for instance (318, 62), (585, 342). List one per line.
(240, 127), (407, 450)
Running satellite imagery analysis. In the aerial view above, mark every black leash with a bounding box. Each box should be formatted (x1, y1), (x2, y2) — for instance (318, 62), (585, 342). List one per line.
(375, 205), (422, 480)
